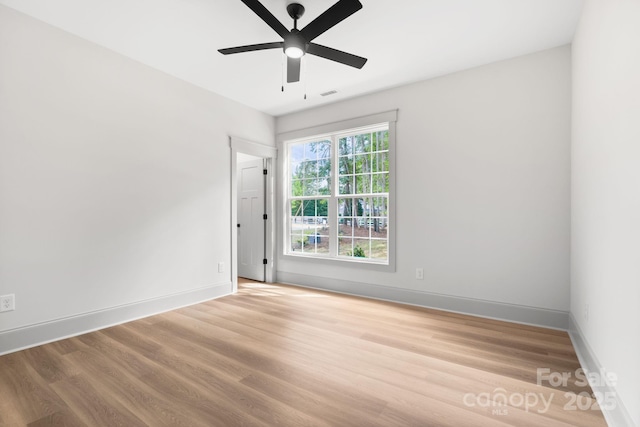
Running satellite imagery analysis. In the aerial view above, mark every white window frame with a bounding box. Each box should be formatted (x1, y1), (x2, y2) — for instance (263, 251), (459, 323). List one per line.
(277, 110), (397, 271)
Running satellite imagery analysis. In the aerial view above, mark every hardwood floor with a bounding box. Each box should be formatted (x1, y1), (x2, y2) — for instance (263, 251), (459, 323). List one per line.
(0, 280), (607, 426)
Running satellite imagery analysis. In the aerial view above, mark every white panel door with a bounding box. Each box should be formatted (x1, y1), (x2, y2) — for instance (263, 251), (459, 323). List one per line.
(237, 159), (265, 281)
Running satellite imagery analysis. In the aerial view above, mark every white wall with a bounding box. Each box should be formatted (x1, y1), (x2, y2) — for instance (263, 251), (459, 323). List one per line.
(276, 46), (572, 324)
(0, 6), (274, 347)
(572, 0), (640, 425)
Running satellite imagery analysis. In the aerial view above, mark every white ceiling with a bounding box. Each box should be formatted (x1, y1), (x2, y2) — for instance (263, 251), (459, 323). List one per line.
(0, 0), (584, 116)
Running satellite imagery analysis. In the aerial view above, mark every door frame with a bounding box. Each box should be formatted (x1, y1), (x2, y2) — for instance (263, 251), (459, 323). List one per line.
(230, 136), (277, 293)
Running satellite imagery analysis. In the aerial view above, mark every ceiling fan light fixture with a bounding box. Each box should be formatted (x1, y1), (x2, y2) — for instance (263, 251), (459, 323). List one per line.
(284, 32), (306, 58)
(285, 46), (304, 58)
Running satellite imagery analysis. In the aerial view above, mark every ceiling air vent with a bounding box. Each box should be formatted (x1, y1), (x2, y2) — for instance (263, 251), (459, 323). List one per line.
(320, 90), (338, 97)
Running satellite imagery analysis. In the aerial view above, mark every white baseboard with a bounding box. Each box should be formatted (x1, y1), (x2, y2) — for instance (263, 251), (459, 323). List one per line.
(568, 314), (636, 427)
(276, 271), (569, 330)
(0, 282), (232, 356)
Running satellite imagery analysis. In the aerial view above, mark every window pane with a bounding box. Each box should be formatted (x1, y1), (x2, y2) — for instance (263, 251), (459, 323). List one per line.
(370, 219), (387, 239)
(374, 130), (389, 152)
(318, 159), (331, 178)
(316, 140), (331, 159)
(372, 152), (389, 173)
(371, 240), (388, 260)
(338, 198), (353, 217)
(302, 179), (315, 196)
(302, 143), (315, 161)
(355, 175), (371, 194)
(317, 158), (331, 195)
(338, 155), (353, 175)
(317, 178), (330, 195)
(290, 144), (304, 162)
(353, 239), (370, 258)
(354, 154), (370, 174)
(355, 197), (366, 216)
(339, 176), (354, 195)
(299, 160), (317, 178)
(372, 196), (388, 217)
(338, 237), (353, 256)
(291, 179), (303, 197)
(372, 173), (389, 194)
(291, 234), (304, 252)
(352, 134), (371, 154)
(290, 200), (302, 216)
(315, 225), (329, 255)
(339, 136), (353, 156)
(339, 220), (354, 238)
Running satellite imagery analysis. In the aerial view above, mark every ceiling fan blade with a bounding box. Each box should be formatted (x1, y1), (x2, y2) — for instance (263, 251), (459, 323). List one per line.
(300, 0), (362, 42)
(307, 43), (367, 69)
(240, 0), (290, 39)
(287, 57), (301, 83)
(218, 42), (283, 55)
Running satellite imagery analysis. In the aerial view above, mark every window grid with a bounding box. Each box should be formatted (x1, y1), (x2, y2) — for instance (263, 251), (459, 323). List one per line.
(287, 125), (390, 264)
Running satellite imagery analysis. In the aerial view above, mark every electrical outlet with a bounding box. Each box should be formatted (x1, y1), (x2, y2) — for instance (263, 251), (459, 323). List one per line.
(416, 268), (424, 280)
(218, 262), (225, 273)
(0, 294), (15, 312)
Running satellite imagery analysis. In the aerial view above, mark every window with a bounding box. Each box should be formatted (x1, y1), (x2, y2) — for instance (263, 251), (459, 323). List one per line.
(285, 123), (392, 265)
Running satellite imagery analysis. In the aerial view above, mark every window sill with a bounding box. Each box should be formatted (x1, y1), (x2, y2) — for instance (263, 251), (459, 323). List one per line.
(282, 252), (396, 272)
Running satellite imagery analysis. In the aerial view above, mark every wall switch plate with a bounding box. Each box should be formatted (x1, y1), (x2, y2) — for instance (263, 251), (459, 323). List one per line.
(0, 294), (15, 312)
(218, 262), (225, 273)
(416, 268), (424, 280)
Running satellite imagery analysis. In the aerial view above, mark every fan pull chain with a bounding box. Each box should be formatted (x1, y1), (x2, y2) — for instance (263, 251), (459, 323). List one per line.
(281, 53), (285, 92)
(303, 57), (307, 100)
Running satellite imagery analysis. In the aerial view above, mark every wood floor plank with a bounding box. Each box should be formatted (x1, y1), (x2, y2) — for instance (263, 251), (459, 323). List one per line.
(0, 353), (71, 425)
(0, 279), (607, 426)
(49, 374), (147, 427)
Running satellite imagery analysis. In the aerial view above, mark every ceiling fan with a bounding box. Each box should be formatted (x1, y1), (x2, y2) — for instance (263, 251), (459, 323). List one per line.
(219, 0), (367, 83)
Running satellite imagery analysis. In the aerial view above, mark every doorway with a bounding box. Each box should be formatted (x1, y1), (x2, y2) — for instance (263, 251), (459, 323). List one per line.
(230, 137), (277, 293)
(237, 155), (266, 282)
